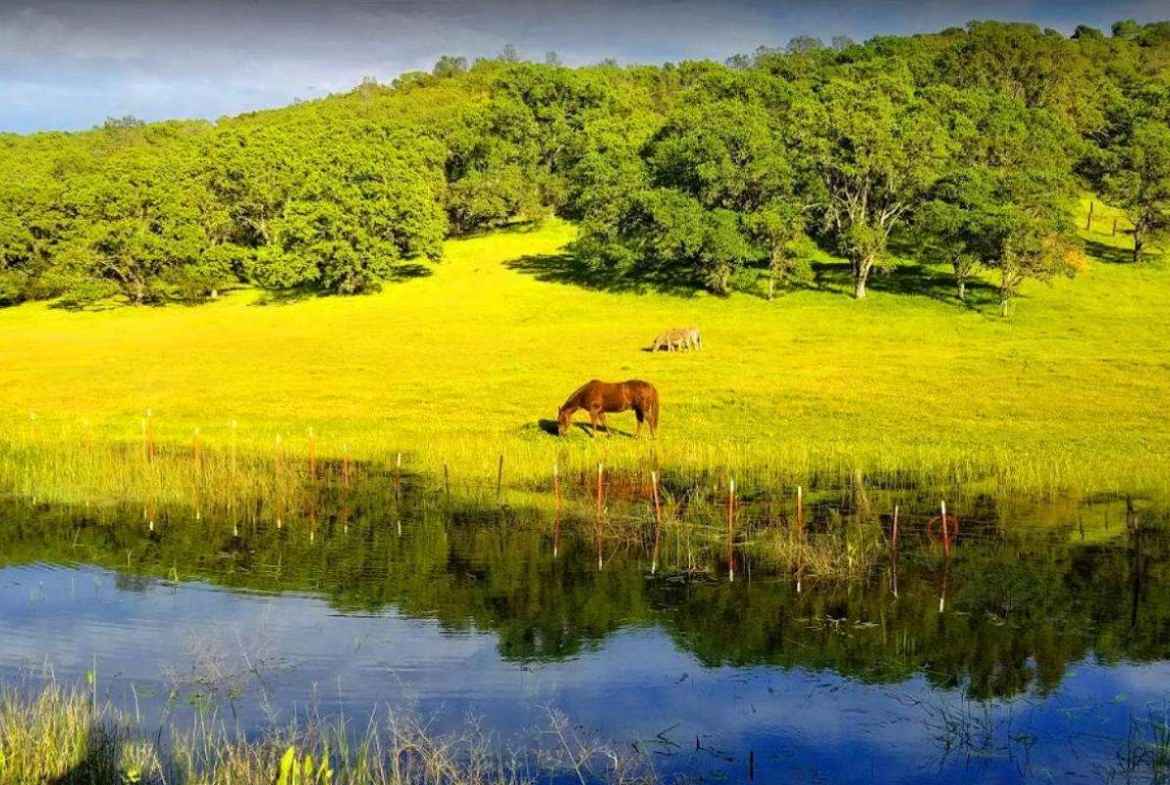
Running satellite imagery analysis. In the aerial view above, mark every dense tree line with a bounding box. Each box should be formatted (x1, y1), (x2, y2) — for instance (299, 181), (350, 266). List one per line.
(1, 20), (1169, 313)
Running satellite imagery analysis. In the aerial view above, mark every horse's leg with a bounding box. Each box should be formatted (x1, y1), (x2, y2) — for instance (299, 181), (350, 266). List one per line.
(589, 407), (599, 438)
(634, 407), (644, 439)
(600, 411), (612, 437)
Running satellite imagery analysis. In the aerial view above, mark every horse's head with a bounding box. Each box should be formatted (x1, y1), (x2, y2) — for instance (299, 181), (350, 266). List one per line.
(557, 406), (572, 436)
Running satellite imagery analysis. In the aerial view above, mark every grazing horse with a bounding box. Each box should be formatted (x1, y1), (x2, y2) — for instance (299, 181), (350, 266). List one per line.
(558, 379), (659, 438)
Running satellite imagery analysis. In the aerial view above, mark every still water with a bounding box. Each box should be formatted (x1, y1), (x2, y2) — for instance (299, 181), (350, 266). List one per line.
(1, 490), (1168, 783)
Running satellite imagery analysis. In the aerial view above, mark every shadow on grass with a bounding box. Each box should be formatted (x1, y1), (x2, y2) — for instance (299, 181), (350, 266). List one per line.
(46, 298), (124, 313)
(451, 217), (551, 241)
(252, 264), (434, 306)
(505, 251), (702, 297)
(535, 417), (635, 438)
(810, 260), (1002, 311)
(47, 719), (130, 785)
(1084, 238), (1144, 265)
(384, 262), (434, 282)
(251, 287), (317, 306)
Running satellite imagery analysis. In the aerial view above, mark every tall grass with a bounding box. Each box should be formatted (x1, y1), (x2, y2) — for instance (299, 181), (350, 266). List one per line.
(0, 681), (657, 785)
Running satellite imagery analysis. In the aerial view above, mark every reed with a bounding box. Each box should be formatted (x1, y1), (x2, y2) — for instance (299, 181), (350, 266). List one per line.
(2, 422), (1167, 521)
(0, 680), (658, 785)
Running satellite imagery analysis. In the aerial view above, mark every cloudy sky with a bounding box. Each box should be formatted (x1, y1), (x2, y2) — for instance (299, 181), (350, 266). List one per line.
(2, 0), (1168, 134)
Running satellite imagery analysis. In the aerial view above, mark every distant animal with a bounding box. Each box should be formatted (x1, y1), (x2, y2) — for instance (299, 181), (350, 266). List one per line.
(558, 379), (659, 438)
(651, 326), (701, 352)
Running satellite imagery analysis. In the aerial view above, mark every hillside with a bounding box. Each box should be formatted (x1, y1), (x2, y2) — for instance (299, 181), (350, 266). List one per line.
(3, 20), (1170, 498)
(1, 207), (1165, 497)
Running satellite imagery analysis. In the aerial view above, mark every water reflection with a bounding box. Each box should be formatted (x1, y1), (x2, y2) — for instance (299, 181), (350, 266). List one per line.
(1, 489), (1168, 783)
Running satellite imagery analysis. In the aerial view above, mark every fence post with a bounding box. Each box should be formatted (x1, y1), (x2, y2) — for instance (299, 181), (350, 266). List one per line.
(941, 500), (950, 561)
(650, 470), (663, 574)
(727, 479), (736, 582)
(496, 454), (505, 504)
(307, 428), (316, 481)
(553, 463), (562, 558)
(595, 464), (604, 570)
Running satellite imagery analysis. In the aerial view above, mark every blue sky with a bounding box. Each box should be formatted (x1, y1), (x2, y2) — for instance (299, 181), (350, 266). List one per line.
(2, 0), (1168, 134)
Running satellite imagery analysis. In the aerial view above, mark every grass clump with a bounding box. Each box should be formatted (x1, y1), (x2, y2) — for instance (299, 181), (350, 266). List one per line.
(0, 681), (657, 785)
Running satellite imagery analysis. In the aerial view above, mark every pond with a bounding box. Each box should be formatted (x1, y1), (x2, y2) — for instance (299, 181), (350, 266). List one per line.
(1, 488), (1168, 783)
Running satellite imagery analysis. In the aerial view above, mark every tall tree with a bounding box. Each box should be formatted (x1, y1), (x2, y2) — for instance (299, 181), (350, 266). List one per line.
(1105, 120), (1170, 263)
(799, 75), (949, 298)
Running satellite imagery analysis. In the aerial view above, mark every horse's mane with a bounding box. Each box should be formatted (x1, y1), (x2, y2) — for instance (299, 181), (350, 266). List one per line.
(562, 380), (597, 409)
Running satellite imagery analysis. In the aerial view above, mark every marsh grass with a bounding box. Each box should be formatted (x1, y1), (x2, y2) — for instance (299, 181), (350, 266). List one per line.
(1116, 708), (1170, 785)
(3, 428), (1159, 587)
(0, 681), (659, 785)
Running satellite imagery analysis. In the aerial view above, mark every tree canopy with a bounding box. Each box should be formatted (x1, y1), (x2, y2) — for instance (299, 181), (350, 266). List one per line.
(1, 19), (1169, 313)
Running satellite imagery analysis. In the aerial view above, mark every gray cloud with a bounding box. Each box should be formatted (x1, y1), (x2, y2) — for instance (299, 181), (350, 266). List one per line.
(1, 0), (1167, 133)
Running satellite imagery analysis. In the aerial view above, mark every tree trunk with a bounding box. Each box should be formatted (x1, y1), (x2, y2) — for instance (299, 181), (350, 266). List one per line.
(852, 255), (873, 299)
(1133, 228), (1145, 264)
(957, 277), (966, 302)
(999, 285), (1010, 318)
(767, 272), (775, 301)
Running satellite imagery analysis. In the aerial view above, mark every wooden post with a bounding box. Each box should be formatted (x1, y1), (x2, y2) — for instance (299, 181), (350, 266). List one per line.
(142, 409), (156, 462)
(342, 444), (351, 488)
(796, 483), (804, 594)
(1086, 200), (1094, 231)
(596, 463), (605, 519)
(1113, 216), (1119, 236)
(496, 454), (504, 504)
(891, 504), (899, 552)
(307, 428), (316, 481)
(553, 463), (562, 517)
(553, 464), (562, 558)
(395, 452), (402, 500)
(650, 470), (662, 574)
(939, 563), (949, 614)
(940, 500), (950, 561)
(595, 463), (604, 570)
(796, 485), (804, 536)
(727, 479), (736, 583)
(891, 504), (899, 597)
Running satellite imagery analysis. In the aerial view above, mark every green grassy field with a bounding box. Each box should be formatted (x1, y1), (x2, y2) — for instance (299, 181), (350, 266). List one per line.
(0, 202), (1167, 503)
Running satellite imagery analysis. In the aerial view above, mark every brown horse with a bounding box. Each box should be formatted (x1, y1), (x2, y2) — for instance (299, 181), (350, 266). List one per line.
(558, 379), (659, 438)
